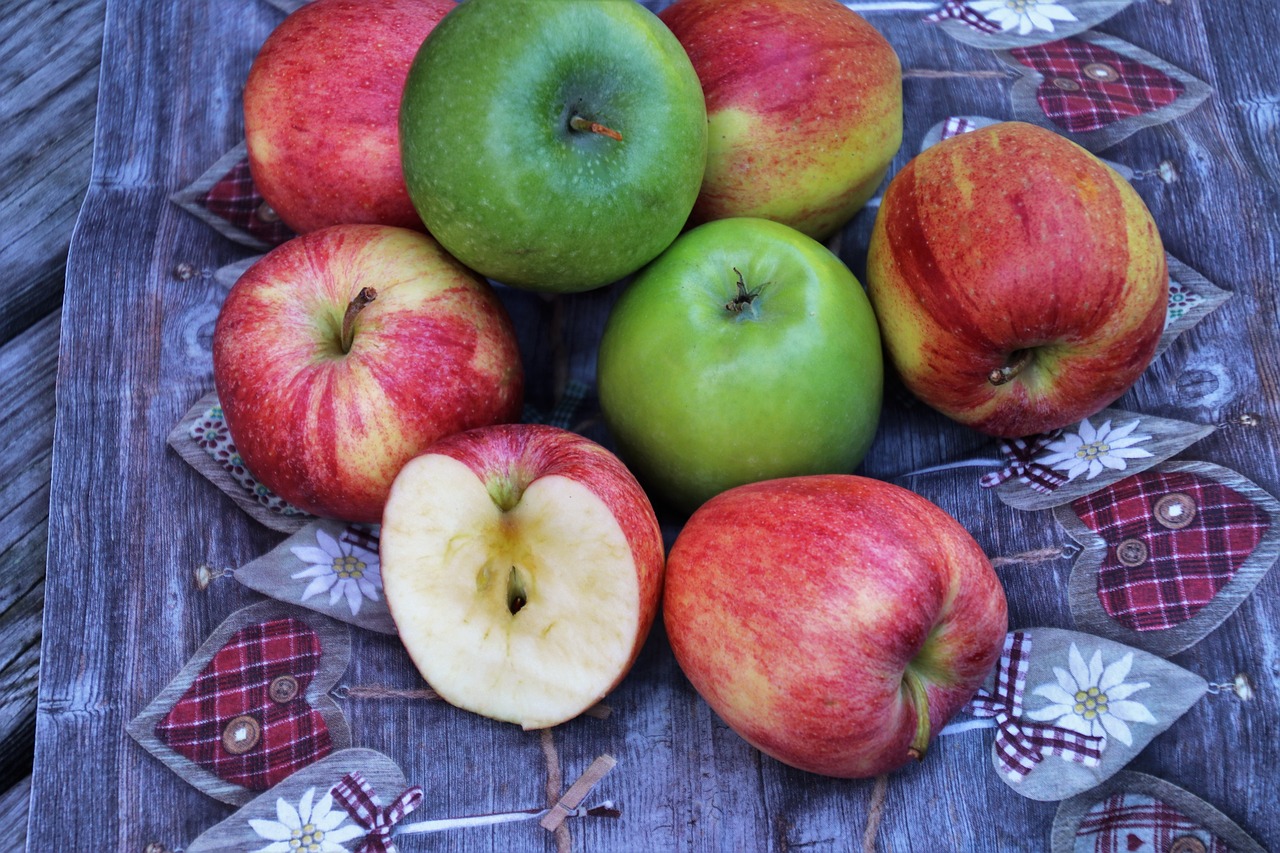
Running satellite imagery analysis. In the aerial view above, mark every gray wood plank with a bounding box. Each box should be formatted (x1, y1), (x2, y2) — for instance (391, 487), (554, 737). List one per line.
(0, 776), (30, 853)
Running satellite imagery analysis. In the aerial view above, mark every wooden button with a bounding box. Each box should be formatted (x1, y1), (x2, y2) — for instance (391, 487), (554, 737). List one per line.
(1168, 836), (1207, 853)
(269, 674), (299, 704)
(1116, 538), (1148, 567)
(1083, 62), (1120, 82)
(1052, 77), (1081, 91)
(255, 201), (280, 222)
(1154, 493), (1197, 529)
(221, 714), (261, 755)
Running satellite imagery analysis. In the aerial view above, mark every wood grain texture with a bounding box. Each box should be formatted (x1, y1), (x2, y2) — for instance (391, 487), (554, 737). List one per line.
(28, 0), (1280, 851)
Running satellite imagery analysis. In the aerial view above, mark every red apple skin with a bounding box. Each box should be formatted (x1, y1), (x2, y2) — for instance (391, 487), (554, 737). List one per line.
(410, 423), (667, 682)
(867, 122), (1168, 437)
(664, 475), (1007, 778)
(213, 224), (523, 522)
(243, 0), (454, 233)
(660, 0), (902, 240)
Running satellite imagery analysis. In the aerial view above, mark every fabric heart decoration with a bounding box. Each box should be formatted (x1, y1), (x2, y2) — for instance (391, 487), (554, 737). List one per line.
(129, 600), (352, 804)
(1051, 771), (1266, 853)
(1000, 31), (1211, 151)
(171, 141), (295, 250)
(922, 0), (1136, 50)
(955, 628), (1206, 801)
(1057, 461), (1280, 655)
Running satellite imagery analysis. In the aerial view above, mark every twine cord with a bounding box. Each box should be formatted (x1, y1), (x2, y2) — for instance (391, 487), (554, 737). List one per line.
(989, 544), (1079, 568)
(861, 775), (890, 853)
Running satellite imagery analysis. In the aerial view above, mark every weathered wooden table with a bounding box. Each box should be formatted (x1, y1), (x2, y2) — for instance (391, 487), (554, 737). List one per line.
(18, 0), (1280, 850)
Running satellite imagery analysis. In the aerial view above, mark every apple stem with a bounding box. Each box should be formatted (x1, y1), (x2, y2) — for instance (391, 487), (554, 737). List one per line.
(569, 115), (623, 142)
(340, 287), (378, 354)
(988, 348), (1033, 386)
(903, 669), (931, 762)
(725, 268), (766, 315)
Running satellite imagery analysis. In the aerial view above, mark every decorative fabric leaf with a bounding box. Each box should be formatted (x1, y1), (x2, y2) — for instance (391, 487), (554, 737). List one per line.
(920, 115), (1134, 179)
(926, 0), (1135, 50)
(1051, 771), (1267, 853)
(128, 601), (352, 805)
(1000, 32), (1212, 151)
(169, 391), (314, 534)
(236, 520), (397, 635)
(960, 627), (1205, 801)
(171, 141), (295, 250)
(1057, 461), (1280, 655)
(983, 408), (1215, 511)
(1154, 255), (1232, 359)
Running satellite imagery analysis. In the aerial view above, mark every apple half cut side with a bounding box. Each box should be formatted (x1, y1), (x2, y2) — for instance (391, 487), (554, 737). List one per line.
(379, 424), (665, 729)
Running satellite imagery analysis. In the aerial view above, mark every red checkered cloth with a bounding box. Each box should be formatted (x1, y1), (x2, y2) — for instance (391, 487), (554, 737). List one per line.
(1076, 791), (1228, 853)
(200, 157), (295, 247)
(340, 523), (381, 555)
(1072, 470), (1270, 632)
(1011, 38), (1186, 133)
(941, 116), (978, 140)
(154, 617), (333, 790)
(967, 632), (1105, 779)
(979, 433), (1068, 495)
(331, 771), (424, 853)
(923, 0), (999, 33)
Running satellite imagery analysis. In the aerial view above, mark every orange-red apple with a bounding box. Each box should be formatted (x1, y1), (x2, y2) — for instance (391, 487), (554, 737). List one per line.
(664, 475), (1007, 778)
(379, 424), (665, 729)
(659, 0), (902, 239)
(866, 121), (1168, 437)
(212, 225), (523, 523)
(243, 0), (454, 233)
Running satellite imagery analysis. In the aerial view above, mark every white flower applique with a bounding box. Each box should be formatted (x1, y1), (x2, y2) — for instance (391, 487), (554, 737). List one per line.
(249, 786), (365, 853)
(291, 528), (383, 616)
(1025, 643), (1157, 747)
(968, 0), (1078, 35)
(1038, 417), (1153, 481)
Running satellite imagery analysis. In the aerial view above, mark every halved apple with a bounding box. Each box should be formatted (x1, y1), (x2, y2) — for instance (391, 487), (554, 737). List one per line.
(380, 424), (665, 729)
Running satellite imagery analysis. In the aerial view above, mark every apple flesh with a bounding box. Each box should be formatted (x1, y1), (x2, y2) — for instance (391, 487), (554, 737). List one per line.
(243, 0), (454, 233)
(213, 224), (523, 523)
(399, 0), (708, 292)
(866, 121), (1168, 437)
(660, 0), (902, 239)
(379, 424), (665, 729)
(664, 475), (1007, 778)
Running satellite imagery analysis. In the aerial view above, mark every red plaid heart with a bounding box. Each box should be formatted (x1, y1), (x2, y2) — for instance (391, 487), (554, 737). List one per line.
(1071, 470), (1269, 632)
(1011, 38), (1185, 133)
(154, 617), (333, 790)
(200, 158), (295, 247)
(1076, 791), (1228, 853)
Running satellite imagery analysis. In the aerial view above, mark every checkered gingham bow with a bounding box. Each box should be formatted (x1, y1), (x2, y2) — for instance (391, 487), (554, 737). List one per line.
(978, 433), (1067, 495)
(331, 771), (425, 853)
(923, 1), (1000, 34)
(967, 632), (1106, 780)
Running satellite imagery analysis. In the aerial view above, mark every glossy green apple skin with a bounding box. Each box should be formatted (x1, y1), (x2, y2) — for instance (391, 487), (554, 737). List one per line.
(597, 218), (883, 514)
(399, 0), (708, 293)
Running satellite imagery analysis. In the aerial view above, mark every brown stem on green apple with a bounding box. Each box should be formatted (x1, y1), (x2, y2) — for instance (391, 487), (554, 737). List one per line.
(903, 669), (931, 762)
(569, 115), (623, 142)
(340, 287), (378, 354)
(988, 348), (1033, 386)
(725, 268), (766, 315)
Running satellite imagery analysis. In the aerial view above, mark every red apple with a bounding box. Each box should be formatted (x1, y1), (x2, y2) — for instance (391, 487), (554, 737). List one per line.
(664, 475), (1007, 778)
(213, 224), (523, 523)
(659, 0), (902, 239)
(379, 424), (665, 729)
(243, 0), (454, 233)
(866, 121), (1168, 437)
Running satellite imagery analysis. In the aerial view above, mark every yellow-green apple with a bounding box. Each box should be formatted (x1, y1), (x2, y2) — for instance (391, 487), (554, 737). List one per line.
(659, 0), (902, 240)
(664, 475), (1007, 778)
(866, 121), (1168, 437)
(379, 424), (665, 729)
(243, 0), (454, 233)
(399, 0), (708, 292)
(213, 224), (523, 523)
(597, 217), (883, 514)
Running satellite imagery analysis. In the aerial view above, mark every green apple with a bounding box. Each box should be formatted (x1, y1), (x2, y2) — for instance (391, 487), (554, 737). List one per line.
(597, 217), (883, 513)
(399, 0), (708, 293)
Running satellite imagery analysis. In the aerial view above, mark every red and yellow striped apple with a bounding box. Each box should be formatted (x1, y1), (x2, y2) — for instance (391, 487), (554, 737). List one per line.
(866, 121), (1168, 437)
(380, 424), (665, 729)
(664, 475), (1007, 778)
(243, 0), (454, 233)
(659, 0), (902, 239)
(213, 224), (523, 523)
